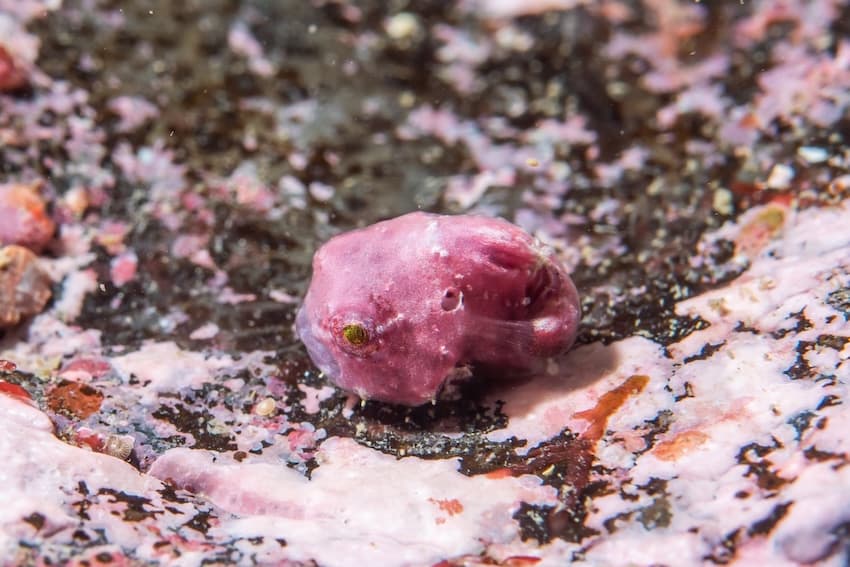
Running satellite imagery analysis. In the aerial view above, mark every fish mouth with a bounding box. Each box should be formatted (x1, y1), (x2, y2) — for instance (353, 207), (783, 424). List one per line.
(524, 256), (581, 356)
(295, 306), (341, 381)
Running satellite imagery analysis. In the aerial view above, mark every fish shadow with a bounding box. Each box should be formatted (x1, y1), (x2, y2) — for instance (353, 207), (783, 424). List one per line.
(475, 340), (622, 419)
(324, 341), (621, 437)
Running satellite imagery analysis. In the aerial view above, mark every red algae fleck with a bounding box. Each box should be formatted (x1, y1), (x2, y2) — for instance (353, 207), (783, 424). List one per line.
(429, 497), (464, 516)
(72, 427), (105, 452)
(573, 374), (650, 442)
(0, 380), (32, 403)
(46, 380), (105, 419)
(433, 554), (541, 567)
(484, 468), (514, 480)
(653, 430), (710, 461)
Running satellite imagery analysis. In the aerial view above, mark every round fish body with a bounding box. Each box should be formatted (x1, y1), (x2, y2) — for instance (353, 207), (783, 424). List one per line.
(296, 212), (581, 406)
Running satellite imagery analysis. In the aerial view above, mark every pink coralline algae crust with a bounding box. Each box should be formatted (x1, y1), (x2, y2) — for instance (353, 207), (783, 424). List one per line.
(109, 250), (138, 287)
(297, 212), (581, 405)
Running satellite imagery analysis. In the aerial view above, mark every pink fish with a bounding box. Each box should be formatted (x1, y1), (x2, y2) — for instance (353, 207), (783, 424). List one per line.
(296, 212), (581, 406)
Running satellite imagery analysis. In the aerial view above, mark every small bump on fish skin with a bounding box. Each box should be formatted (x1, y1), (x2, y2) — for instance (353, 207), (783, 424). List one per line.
(441, 288), (462, 311)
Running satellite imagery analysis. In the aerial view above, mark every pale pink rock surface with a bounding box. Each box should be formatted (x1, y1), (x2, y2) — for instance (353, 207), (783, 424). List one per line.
(297, 212), (581, 405)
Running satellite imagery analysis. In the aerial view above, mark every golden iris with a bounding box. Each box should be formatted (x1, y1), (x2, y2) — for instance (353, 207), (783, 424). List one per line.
(342, 323), (369, 346)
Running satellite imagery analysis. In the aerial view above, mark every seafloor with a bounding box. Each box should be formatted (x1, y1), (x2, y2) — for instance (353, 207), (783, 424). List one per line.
(0, 0), (849, 565)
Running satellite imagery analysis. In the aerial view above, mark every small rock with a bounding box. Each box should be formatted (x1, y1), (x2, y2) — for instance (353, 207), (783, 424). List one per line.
(766, 164), (794, 190)
(254, 397), (276, 416)
(712, 188), (734, 216)
(0, 245), (52, 328)
(385, 13), (420, 41)
(0, 45), (27, 92)
(797, 146), (829, 164)
(0, 182), (56, 252)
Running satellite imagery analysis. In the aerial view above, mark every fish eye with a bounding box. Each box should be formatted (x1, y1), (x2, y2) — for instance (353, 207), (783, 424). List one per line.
(342, 322), (369, 346)
(331, 316), (378, 357)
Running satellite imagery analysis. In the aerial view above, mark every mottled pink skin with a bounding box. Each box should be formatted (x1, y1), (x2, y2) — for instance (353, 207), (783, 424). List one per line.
(296, 212), (581, 406)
